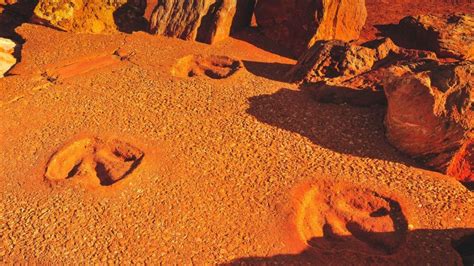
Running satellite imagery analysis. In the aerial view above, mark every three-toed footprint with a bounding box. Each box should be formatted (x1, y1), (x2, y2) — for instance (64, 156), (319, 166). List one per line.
(172, 54), (242, 79)
(296, 182), (409, 255)
(45, 137), (144, 187)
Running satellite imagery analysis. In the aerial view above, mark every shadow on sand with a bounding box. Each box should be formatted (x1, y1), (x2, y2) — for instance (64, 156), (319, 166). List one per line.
(246, 87), (417, 166)
(0, 0), (37, 39)
(0, 0), (38, 76)
(226, 228), (474, 265)
(113, 0), (148, 33)
(246, 87), (474, 191)
(242, 61), (293, 82)
(232, 28), (296, 59)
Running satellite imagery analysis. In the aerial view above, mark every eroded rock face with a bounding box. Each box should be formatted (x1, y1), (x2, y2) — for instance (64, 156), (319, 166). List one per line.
(33, 0), (146, 33)
(0, 37), (16, 77)
(397, 13), (474, 60)
(287, 40), (377, 84)
(254, 0), (367, 57)
(288, 38), (437, 106)
(383, 61), (473, 182)
(146, 0), (255, 44)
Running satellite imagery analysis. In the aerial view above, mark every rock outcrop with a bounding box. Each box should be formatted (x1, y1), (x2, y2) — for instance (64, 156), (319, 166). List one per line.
(383, 61), (473, 182)
(254, 0), (367, 57)
(288, 38), (437, 106)
(287, 40), (378, 84)
(32, 0), (146, 33)
(0, 37), (16, 77)
(146, 0), (255, 44)
(396, 13), (474, 60)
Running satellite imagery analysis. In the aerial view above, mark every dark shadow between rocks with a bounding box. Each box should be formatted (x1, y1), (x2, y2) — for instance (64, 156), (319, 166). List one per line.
(0, 0), (37, 38)
(232, 27), (296, 59)
(453, 233), (474, 265)
(225, 228), (474, 265)
(374, 23), (420, 50)
(246, 88), (418, 166)
(230, 0), (256, 33)
(0, 0), (37, 76)
(113, 0), (147, 33)
(242, 60), (293, 82)
(462, 182), (474, 191)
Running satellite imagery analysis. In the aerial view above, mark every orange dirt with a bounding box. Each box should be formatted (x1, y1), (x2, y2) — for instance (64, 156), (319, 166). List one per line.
(42, 52), (128, 82)
(1, 1), (474, 264)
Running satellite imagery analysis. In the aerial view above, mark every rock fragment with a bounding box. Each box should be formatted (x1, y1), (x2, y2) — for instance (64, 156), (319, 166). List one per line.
(287, 40), (377, 84)
(383, 61), (473, 181)
(289, 38), (437, 106)
(396, 13), (474, 60)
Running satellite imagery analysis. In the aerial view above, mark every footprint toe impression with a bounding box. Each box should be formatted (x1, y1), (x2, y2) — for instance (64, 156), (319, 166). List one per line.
(45, 137), (144, 187)
(297, 183), (408, 255)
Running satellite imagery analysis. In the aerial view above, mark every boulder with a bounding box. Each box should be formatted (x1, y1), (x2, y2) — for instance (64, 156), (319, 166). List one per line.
(32, 0), (146, 33)
(254, 0), (367, 57)
(288, 38), (437, 106)
(146, 0), (255, 44)
(286, 40), (377, 84)
(302, 68), (388, 106)
(383, 61), (473, 182)
(397, 13), (474, 60)
(0, 37), (16, 77)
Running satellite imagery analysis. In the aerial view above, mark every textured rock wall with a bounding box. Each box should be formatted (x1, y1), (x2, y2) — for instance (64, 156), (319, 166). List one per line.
(146, 0), (255, 44)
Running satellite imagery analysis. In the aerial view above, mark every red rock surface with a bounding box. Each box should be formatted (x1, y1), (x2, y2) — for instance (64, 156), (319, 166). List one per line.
(287, 38), (437, 106)
(255, 0), (367, 57)
(448, 140), (474, 182)
(395, 13), (474, 60)
(383, 60), (473, 181)
(146, 0), (254, 44)
(361, 0), (474, 43)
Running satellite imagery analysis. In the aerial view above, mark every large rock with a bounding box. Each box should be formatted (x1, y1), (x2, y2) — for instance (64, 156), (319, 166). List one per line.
(383, 61), (473, 182)
(287, 40), (378, 84)
(397, 13), (474, 60)
(0, 37), (16, 77)
(254, 0), (367, 57)
(288, 38), (437, 106)
(146, 0), (255, 44)
(32, 0), (146, 33)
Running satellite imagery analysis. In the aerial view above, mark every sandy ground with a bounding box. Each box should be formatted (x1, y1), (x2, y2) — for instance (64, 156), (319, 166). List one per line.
(1, 2), (474, 264)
